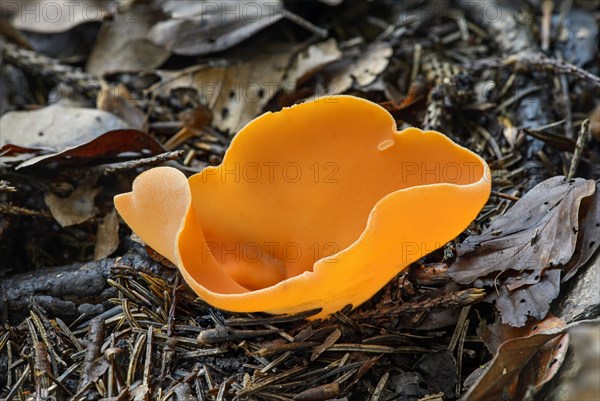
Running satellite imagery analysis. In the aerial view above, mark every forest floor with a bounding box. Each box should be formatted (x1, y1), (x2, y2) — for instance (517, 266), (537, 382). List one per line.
(1, 1), (599, 400)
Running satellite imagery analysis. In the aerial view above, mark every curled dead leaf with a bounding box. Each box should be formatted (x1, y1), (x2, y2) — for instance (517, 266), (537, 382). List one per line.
(147, 0), (284, 56)
(152, 49), (290, 134)
(327, 42), (393, 94)
(86, 2), (169, 76)
(450, 177), (595, 286)
(94, 208), (119, 260)
(448, 176), (598, 326)
(284, 39), (343, 91)
(11, 0), (111, 34)
(16, 129), (165, 169)
(96, 83), (146, 130)
(45, 182), (101, 227)
(464, 315), (569, 401)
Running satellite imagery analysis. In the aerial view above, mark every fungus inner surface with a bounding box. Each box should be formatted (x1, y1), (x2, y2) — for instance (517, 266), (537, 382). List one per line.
(183, 99), (484, 291)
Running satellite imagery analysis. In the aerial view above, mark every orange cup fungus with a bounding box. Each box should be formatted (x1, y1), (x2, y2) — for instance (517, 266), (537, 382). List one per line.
(114, 95), (491, 319)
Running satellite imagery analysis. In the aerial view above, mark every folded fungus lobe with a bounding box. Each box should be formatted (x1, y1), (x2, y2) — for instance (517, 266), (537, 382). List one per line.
(115, 95), (491, 318)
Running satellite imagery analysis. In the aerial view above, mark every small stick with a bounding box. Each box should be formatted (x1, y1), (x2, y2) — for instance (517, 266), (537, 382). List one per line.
(284, 11), (328, 38)
(77, 317), (105, 394)
(491, 191), (520, 202)
(98, 150), (184, 175)
(160, 274), (180, 380)
(567, 119), (589, 181)
(469, 54), (600, 91)
(197, 327), (281, 345)
(0, 204), (52, 217)
(0, 180), (17, 192)
(541, 0), (554, 52)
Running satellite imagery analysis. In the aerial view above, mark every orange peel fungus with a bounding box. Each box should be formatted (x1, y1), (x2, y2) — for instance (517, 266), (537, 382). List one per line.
(114, 95), (491, 319)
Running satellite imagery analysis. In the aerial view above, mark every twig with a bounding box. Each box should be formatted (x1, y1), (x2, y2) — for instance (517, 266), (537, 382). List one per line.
(469, 54), (600, 91)
(355, 288), (486, 321)
(97, 150), (184, 175)
(0, 203), (52, 217)
(2, 42), (102, 95)
(541, 0), (554, 52)
(0, 180), (17, 192)
(491, 191), (520, 202)
(4, 365), (30, 401)
(448, 306), (471, 353)
(160, 274), (180, 380)
(555, 52), (574, 138)
(77, 317), (105, 395)
(284, 11), (328, 38)
(0, 257), (116, 323)
(566, 119), (590, 181)
(455, 316), (470, 395)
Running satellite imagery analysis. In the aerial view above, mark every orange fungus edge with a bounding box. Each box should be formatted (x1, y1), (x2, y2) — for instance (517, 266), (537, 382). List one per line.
(114, 95), (492, 320)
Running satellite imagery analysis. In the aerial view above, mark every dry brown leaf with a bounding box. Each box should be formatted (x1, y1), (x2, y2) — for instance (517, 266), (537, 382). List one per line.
(562, 181), (600, 281)
(10, 0), (111, 33)
(414, 350), (458, 398)
(45, 182), (101, 227)
(464, 315), (568, 401)
(0, 104), (129, 150)
(96, 83), (146, 130)
(327, 42), (393, 94)
(284, 39), (342, 91)
(86, 3), (169, 76)
(16, 129), (164, 169)
(449, 176), (596, 286)
(153, 51), (290, 134)
(545, 322), (600, 401)
(493, 268), (562, 327)
(514, 330), (570, 399)
(94, 208), (119, 260)
(147, 0), (284, 56)
(449, 176), (597, 326)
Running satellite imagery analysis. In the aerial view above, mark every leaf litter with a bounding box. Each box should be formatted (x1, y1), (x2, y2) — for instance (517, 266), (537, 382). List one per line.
(449, 176), (600, 326)
(2, 0), (600, 400)
(462, 314), (574, 401)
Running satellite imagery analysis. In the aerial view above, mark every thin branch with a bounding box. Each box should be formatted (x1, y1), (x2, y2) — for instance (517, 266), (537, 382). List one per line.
(96, 150), (185, 175)
(567, 119), (590, 181)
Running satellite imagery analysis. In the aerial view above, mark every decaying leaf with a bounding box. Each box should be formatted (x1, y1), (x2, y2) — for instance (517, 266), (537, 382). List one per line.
(94, 208), (119, 260)
(96, 83), (146, 130)
(10, 0), (111, 33)
(545, 321), (600, 401)
(556, 247), (600, 324)
(562, 181), (600, 281)
(0, 104), (129, 150)
(494, 268), (562, 327)
(414, 350), (458, 399)
(283, 39), (342, 91)
(45, 182), (101, 227)
(326, 42), (393, 94)
(152, 50), (290, 134)
(448, 176), (598, 326)
(86, 2), (169, 76)
(16, 129), (164, 169)
(450, 177), (595, 286)
(147, 0), (285, 56)
(463, 315), (568, 401)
